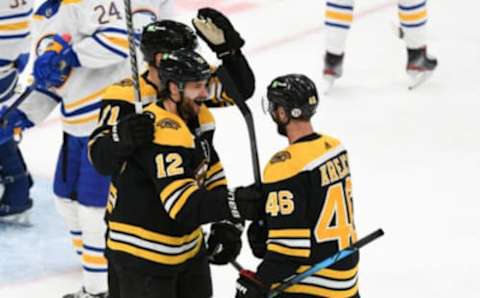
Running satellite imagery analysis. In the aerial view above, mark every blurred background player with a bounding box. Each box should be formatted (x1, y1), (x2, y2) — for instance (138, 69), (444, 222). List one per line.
(0, 0), (175, 297)
(89, 9), (257, 297)
(236, 74), (360, 297)
(323, 0), (438, 90)
(0, 0), (34, 224)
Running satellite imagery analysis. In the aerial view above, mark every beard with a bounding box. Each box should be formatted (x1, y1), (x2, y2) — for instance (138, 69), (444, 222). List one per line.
(178, 96), (201, 123)
(276, 121), (287, 136)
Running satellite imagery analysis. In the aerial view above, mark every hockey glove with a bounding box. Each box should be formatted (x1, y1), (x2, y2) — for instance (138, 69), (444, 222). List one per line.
(227, 185), (263, 221)
(236, 270), (268, 298)
(112, 113), (154, 155)
(206, 220), (244, 265)
(247, 220), (268, 259)
(192, 7), (245, 58)
(0, 107), (33, 145)
(33, 34), (79, 89)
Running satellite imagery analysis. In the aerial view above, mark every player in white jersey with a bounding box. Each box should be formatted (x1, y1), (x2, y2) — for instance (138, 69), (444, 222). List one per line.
(323, 0), (438, 90)
(0, 0), (34, 224)
(0, 0), (175, 297)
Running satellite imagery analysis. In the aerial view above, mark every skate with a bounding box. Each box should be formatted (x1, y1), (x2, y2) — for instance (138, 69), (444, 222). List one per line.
(63, 287), (108, 298)
(323, 52), (344, 94)
(407, 47), (437, 90)
(0, 198), (33, 226)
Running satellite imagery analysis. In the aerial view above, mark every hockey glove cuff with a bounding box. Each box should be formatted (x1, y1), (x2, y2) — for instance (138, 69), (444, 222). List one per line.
(227, 185), (263, 221)
(247, 220), (268, 259)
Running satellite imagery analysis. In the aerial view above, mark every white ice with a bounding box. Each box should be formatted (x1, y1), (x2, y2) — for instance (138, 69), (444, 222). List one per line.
(1, 0), (479, 297)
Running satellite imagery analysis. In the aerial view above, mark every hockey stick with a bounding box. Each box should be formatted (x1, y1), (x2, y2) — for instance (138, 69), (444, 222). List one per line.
(267, 228), (385, 298)
(216, 67), (261, 188)
(123, 0), (142, 114)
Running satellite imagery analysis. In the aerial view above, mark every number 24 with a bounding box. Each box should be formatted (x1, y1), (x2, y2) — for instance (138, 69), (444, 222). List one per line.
(95, 2), (122, 25)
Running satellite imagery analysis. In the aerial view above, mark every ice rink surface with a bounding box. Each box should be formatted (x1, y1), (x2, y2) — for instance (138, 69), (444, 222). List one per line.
(1, 0), (479, 297)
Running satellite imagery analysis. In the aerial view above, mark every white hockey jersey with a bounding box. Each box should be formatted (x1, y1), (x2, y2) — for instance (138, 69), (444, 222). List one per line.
(0, 0), (34, 102)
(18, 0), (174, 137)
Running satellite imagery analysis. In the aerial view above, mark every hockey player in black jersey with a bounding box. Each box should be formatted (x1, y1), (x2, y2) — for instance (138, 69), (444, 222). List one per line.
(235, 74), (360, 298)
(88, 11), (260, 298)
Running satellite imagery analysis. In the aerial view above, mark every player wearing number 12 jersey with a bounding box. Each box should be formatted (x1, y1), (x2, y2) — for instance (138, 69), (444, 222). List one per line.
(236, 74), (359, 298)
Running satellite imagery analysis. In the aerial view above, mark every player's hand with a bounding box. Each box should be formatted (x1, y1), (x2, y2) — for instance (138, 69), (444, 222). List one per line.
(206, 220), (243, 265)
(33, 34), (79, 89)
(192, 7), (245, 58)
(0, 107), (33, 145)
(112, 113), (154, 149)
(247, 220), (267, 259)
(235, 270), (268, 298)
(228, 185), (263, 221)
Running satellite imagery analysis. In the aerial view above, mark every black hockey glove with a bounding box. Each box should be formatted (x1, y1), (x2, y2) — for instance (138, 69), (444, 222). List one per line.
(112, 113), (154, 155)
(227, 185), (263, 221)
(192, 7), (245, 58)
(235, 270), (268, 298)
(206, 220), (244, 265)
(247, 220), (267, 259)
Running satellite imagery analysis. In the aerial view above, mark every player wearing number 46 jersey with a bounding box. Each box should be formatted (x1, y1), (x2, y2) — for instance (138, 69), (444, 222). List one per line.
(236, 74), (359, 298)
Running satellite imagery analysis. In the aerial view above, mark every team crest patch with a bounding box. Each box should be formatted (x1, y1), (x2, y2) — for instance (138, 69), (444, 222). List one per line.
(270, 151), (291, 164)
(158, 118), (180, 129)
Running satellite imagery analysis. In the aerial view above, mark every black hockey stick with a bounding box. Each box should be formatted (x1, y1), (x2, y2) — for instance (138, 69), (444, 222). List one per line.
(267, 228), (385, 297)
(0, 83), (35, 128)
(123, 0), (143, 114)
(216, 67), (261, 188)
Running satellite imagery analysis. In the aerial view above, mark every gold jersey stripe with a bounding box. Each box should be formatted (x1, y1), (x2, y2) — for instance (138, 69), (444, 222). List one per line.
(267, 243), (310, 258)
(170, 184), (200, 219)
(107, 238), (202, 265)
(160, 178), (194, 203)
(272, 283), (358, 298)
(269, 229), (311, 238)
(109, 221), (202, 246)
(64, 88), (106, 110)
(297, 265), (358, 280)
(206, 178), (227, 191)
(399, 10), (427, 22)
(62, 113), (99, 125)
(0, 21), (29, 31)
(82, 254), (107, 265)
(325, 10), (353, 22)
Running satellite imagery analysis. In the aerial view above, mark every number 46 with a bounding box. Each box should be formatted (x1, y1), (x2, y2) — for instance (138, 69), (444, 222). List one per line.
(315, 177), (357, 250)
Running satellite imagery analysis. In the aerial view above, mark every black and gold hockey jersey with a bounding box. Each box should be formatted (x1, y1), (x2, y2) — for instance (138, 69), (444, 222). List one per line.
(87, 68), (248, 275)
(257, 133), (359, 298)
(100, 101), (232, 275)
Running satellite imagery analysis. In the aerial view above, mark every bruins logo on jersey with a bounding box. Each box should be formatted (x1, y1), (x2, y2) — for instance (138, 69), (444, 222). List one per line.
(158, 118), (180, 130)
(114, 79), (134, 87)
(270, 151), (291, 164)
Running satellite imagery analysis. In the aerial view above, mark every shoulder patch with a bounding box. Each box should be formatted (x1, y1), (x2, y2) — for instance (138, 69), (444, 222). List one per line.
(158, 118), (180, 130)
(270, 151), (291, 164)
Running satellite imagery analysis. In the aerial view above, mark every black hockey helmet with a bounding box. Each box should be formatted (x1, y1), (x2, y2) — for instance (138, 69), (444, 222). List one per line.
(140, 20), (198, 64)
(266, 74), (319, 120)
(158, 49), (211, 91)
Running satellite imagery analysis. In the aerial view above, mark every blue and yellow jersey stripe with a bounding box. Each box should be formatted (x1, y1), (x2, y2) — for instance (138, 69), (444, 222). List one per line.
(92, 27), (129, 59)
(0, 8), (32, 40)
(324, 2), (354, 30)
(398, 1), (428, 28)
